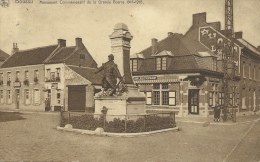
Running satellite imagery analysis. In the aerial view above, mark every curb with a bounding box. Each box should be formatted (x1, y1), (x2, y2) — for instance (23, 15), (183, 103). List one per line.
(176, 117), (260, 125)
(0, 110), (60, 115)
(57, 126), (179, 137)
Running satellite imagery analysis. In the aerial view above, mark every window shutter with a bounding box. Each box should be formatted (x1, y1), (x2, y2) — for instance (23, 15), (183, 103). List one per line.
(169, 91), (176, 106)
(146, 92), (152, 105)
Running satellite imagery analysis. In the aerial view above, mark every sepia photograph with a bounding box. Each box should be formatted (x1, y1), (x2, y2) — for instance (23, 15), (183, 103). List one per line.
(0, 0), (260, 161)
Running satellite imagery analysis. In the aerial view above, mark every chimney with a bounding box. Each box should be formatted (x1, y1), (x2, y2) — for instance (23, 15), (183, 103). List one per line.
(257, 46), (260, 52)
(221, 29), (233, 38)
(208, 22), (221, 31)
(11, 42), (19, 55)
(193, 12), (207, 26)
(235, 31), (243, 39)
(168, 32), (173, 37)
(75, 37), (83, 47)
(151, 38), (158, 55)
(58, 39), (66, 47)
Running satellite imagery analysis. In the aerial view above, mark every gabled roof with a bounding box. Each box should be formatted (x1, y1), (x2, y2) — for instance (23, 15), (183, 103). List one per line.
(136, 54), (212, 73)
(151, 50), (173, 57)
(138, 33), (215, 59)
(0, 49), (9, 61)
(1, 45), (57, 68)
(67, 65), (102, 85)
(237, 39), (260, 56)
(45, 46), (76, 64)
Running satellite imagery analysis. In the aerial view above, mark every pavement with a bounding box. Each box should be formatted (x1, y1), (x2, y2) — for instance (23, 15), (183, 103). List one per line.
(0, 110), (260, 161)
(176, 114), (260, 125)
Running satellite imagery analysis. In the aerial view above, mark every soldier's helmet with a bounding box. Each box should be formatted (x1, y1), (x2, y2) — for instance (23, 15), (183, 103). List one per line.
(108, 54), (114, 60)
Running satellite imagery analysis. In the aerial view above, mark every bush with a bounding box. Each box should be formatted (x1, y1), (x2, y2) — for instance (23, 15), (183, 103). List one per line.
(60, 113), (175, 133)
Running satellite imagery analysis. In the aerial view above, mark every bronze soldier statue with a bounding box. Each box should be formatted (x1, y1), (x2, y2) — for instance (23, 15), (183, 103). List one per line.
(95, 54), (123, 95)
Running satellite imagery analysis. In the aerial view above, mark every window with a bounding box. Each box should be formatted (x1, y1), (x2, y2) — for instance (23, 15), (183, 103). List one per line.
(34, 89), (40, 104)
(34, 70), (39, 82)
(242, 62), (245, 78)
(253, 66), (256, 80)
(130, 60), (138, 72)
(0, 90), (3, 103)
(209, 83), (219, 107)
(51, 72), (55, 81)
(80, 54), (86, 60)
(218, 92), (224, 106)
(161, 84), (169, 105)
(15, 71), (20, 82)
(7, 72), (11, 81)
(249, 64), (251, 79)
(212, 58), (217, 71)
(46, 69), (51, 81)
(153, 91), (160, 105)
(0, 73), (3, 85)
(25, 89), (30, 105)
(156, 57), (167, 70)
(56, 68), (60, 81)
(25, 71), (29, 80)
(57, 89), (61, 104)
(7, 90), (12, 104)
(152, 83), (175, 106)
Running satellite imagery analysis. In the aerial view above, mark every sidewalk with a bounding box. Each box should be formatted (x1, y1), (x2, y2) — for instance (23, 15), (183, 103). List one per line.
(176, 114), (260, 125)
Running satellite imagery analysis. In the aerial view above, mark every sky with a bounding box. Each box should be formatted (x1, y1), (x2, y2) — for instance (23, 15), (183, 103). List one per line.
(0, 0), (260, 66)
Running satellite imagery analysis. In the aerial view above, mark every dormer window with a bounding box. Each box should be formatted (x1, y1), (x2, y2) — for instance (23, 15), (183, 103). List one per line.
(130, 59), (138, 72)
(156, 57), (167, 70)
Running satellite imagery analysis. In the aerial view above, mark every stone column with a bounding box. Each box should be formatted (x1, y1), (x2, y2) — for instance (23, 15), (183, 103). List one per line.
(109, 23), (134, 85)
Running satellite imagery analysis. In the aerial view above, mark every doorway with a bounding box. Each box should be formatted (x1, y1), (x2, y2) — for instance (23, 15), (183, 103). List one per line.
(188, 89), (200, 114)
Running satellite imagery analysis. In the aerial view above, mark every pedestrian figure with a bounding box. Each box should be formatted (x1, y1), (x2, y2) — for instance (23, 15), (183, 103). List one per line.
(45, 98), (50, 111)
(214, 104), (221, 122)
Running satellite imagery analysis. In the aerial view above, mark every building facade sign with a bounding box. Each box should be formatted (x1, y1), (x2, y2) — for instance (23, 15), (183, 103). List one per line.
(133, 76), (157, 80)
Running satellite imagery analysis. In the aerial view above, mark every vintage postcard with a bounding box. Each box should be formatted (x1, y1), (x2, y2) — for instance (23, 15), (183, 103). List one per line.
(0, 0), (260, 161)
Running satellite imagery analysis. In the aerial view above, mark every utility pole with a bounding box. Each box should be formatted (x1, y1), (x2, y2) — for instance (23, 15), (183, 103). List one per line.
(223, 0), (236, 122)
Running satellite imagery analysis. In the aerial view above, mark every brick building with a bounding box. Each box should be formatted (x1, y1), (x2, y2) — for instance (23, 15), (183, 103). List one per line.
(0, 38), (101, 112)
(130, 13), (260, 117)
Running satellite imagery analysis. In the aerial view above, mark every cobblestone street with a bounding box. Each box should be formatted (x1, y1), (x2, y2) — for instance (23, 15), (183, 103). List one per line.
(0, 112), (259, 161)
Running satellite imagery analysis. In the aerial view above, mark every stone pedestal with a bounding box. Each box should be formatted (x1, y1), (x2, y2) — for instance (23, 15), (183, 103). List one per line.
(94, 85), (145, 120)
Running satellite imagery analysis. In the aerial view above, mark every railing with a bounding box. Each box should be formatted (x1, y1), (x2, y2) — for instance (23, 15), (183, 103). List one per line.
(60, 111), (176, 133)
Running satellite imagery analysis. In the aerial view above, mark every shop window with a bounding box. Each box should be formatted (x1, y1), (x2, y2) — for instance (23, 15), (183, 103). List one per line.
(7, 90), (12, 104)
(0, 90), (3, 103)
(25, 89), (30, 105)
(209, 83), (219, 107)
(34, 89), (40, 105)
(130, 59), (138, 72)
(218, 92), (224, 106)
(153, 91), (160, 105)
(152, 83), (175, 106)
